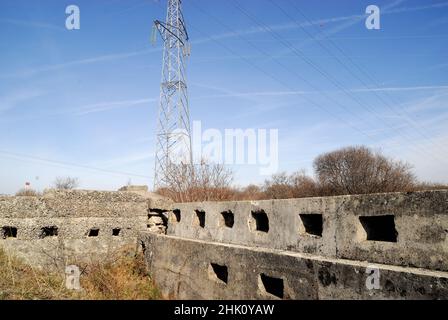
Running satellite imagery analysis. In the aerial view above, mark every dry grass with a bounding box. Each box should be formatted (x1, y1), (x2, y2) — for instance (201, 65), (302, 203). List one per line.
(15, 188), (40, 197)
(76, 250), (160, 300)
(0, 248), (160, 300)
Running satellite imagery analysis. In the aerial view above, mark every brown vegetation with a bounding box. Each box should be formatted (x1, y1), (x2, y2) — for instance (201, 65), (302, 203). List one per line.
(0, 248), (160, 300)
(54, 177), (79, 190)
(263, 170), (319, 199)
(156, 159), (234, 202)
(313, 146), (416, 195)
(156, 146), (448, 202)
(15, 188), (39, 197)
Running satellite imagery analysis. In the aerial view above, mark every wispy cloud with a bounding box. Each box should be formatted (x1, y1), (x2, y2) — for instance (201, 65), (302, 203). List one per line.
(352, 85), (448, 93)
(402, 90), (448, 113)
(0, 18), (64, 31)
(0, 90), (46, 114)
(192, 0), (448, 46)
(93, 151), (154, 169)
(428, 17), (448, 29)
(372, 128), (448, 182)
(1, 48), (161, 79)
(13, 83), (433, 121)
(274, 91), (448, 182)
(0, 149), (152, 180)
(189, 84), (448, 100)
(388, 2), (448, 14)
(191, 11), (362, 45)
(5, 0), (445, 81)
(191, 82), (263, 103)
(74, 97), (158, 116)
(427, 62), (448, 71)
(264, 0), (406, 61)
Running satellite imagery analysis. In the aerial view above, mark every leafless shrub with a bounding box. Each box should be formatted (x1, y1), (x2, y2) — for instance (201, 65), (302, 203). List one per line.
(15, 188), (39, 197)
(413, 182), (448, 192)
(156, 145), (436, 201)
(232, 184), (266, 201)
(54, 177), (79, 190)
(263, 172), (296, 199)
(156, 159), (234, 202)
(263, 170), (319, 199)
(313, 146), (416, 196)
(289, 170), (320, 197)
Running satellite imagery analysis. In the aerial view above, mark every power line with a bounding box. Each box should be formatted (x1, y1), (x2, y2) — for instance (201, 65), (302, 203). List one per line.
(277, 0), (448, 155)
(187, 0), (380, 141)
(189, 0), (436, 151)
(0, 150), (151, 179)
(228, 0), (448, 165)
(153, 0), (447, 167)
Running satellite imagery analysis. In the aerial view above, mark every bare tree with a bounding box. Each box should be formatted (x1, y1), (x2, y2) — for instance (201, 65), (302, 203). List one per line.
(289, 170), (319, 198)
(233, 184), (265, 201)
(264, 172), (296, 199)
(155, 145), (429, 201)
(264, 170), (318, 199)
(313, 146), (416, 195)
(156, 159), (234, 202)
(53, 177), (79, 190)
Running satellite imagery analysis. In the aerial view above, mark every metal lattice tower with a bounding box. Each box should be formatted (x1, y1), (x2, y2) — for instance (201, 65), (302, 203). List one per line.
(152, 0), (192, 189)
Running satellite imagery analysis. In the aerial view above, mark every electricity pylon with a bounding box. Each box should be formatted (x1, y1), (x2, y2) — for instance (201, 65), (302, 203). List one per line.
(152, 0), (192, 189)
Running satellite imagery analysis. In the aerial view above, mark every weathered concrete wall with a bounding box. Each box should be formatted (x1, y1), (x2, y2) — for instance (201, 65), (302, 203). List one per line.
(168, 191), (448, 271)
(3, 188), (447, 299)
(140, 233), (448, 300)
(0, 189), (172, 269)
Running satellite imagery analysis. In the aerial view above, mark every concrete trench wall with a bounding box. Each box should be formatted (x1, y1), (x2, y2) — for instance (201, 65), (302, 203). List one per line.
(140, 233), (448, 300)
(138, 190), (448, 299)
(0, 189), (172, 269)
(167, 191), (448, 272)
(1, 188), (447, 299)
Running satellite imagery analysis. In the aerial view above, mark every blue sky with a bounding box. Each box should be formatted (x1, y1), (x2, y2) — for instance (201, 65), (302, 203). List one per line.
(0, 0), (447, 194)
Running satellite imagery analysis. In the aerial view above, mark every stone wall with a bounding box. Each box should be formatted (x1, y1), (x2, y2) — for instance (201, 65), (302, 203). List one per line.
(0, 189), (172, 269)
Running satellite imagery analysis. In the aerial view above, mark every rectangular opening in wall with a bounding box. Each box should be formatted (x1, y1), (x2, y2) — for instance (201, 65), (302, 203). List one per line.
(112, 228), (121, 236)
(251, 210), (269, 233)
(173, 209), (181, 223)
(209, 263), (228, 284)
(299, 214), (323, 237)
(195, 210), (205, 228)
(88, 228), (99, 237)
(149, 208), (167, 214)
(2, 226), (17, 239)
(259, 273), (284, 298)
(221, 210), (234, 228)
(40, 226), (58, 238)
(359, 215), (398, 242)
